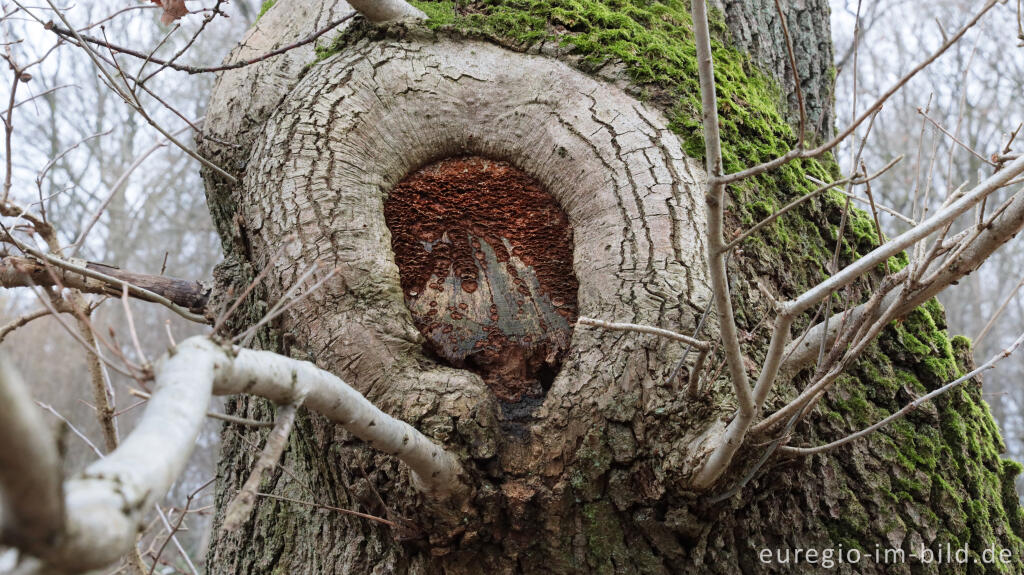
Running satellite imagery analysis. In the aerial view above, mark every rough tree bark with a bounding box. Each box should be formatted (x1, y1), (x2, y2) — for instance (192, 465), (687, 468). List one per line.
(197, 1), (1024, 573)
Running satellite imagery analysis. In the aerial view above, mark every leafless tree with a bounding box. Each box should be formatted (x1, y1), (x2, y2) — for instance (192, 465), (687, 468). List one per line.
(1, 0), (1024, 573)
(830, 0), (1024, 495)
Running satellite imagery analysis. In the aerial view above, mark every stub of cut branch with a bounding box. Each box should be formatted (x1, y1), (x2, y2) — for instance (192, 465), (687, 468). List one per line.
(346, 0), (426, 23)
(0, 255), (210, 322)
(1, 336), (467, 573)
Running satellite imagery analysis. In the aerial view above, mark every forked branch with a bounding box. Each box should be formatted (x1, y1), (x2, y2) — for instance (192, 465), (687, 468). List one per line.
(687, 0), (1023, 489)
(0, 337), (467, 573)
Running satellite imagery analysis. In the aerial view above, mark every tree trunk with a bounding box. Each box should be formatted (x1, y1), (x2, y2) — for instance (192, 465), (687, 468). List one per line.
(198, 1), (1024, 573)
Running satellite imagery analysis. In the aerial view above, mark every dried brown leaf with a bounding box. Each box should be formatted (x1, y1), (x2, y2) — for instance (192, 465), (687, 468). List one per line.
(155, 0), (188, 24)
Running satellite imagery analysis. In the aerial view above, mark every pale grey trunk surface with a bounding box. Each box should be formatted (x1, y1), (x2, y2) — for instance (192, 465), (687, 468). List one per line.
(197, 2), (1024, 573)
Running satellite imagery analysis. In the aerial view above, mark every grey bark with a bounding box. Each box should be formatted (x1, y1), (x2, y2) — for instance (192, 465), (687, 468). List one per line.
(196, 2), (1024, 574)
(711, 0), (835, 140)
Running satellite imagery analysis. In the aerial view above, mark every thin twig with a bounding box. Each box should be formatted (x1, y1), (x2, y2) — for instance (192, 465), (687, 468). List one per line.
(724, 155), (902, 253)
(222, 397), (305, 533)
(255, 492), (396, 528)
(36, 400), (103, 458)
(974, 275), (1024, 346)
(806, 175), (917, 225)
(121, 285), (148, 367)
(37, 0), (237, 183)
(69, 120), (198, 257)
(576, 316), (710, 350)
(773, 0), (805, 146)
(0, 306), (57, 343)
(148, 504), (198, 575)
(780, 331), (1024, 456)
(860, 169), (888, 273)
(49, 12), (356, 76)
(716, 0), (999, 186)
(235, 266), (338, 346)
(213, 242), (290, 334)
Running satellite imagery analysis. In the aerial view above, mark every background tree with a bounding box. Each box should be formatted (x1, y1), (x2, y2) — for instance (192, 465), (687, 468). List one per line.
(830, 0), (1024, 496)
(0, 1), (247, 569)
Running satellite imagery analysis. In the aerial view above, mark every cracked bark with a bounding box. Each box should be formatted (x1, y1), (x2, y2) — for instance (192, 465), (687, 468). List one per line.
(710, 0), (835, 140)
(195, 2), (1024, 573)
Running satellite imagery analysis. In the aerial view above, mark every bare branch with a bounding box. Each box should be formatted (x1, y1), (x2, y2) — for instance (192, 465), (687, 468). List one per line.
(717, 0), (999, 186)
(215, 340), (467, 498)
(255, 492), (395, 528)
(788, 154), (1024, 319)
(689, 0), (757, 488)
(974, 275), (1024, 346)
(724, 156), (902, 253)
(148, 504), (198, 575)
(766, 180), (1024, 431)
(0, 254), (210, 321)
(74, 301), (120, 452)
(780, 331), (1024, 456)
(806, 174), (917, 225)
(37, 0), (238, 183)
(773, 0), (805, 146)
(0, 354), (63, 554)
(3, 336), (467, 572)
(48, 12), (357, 77)
(0, 306), (58, 344)
(576, 316), (711, 350)
(222, 397), (304, 533)
(692, 0), (755, 432)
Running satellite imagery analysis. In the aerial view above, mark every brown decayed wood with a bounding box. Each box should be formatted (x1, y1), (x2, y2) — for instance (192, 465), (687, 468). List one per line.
(384, 156), (578, 404)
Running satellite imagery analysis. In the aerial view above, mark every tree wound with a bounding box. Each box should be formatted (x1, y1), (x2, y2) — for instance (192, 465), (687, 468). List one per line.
(384, 156), (578, 405)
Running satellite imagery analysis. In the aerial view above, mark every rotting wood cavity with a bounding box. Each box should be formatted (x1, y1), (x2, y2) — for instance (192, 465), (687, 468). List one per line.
(384, 156), (578, 406)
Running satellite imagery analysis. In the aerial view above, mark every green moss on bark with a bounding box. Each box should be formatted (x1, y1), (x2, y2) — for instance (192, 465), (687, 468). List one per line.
(206, 1), (1024, 571)
(387, 0), (1024, 568)
(817, 301), (1024, 570)
(257, 0), (276, 21)
(402, 0), (854, 299)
